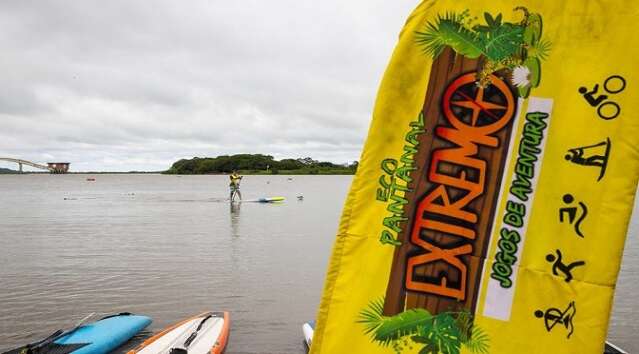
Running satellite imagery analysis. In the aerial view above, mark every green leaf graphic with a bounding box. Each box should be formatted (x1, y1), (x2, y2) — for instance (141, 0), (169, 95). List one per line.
(359, 300), (491, 354)
(479, 23), (524, 61)
(374, 309), (434, 345)
(415, 13), (484, 59)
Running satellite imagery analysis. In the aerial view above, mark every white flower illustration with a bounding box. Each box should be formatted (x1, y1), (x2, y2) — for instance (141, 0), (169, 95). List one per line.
(511, 65), (531, 88)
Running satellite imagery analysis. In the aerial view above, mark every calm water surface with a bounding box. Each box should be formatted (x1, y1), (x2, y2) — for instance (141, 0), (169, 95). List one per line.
(0, 174), (637, 353)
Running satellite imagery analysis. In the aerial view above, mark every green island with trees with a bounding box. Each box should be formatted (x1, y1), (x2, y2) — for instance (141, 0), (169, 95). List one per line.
(0, 167), (20, 174)
(164, 154), (358, 175)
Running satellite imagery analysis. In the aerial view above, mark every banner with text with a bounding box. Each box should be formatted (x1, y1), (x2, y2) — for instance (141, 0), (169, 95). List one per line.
(312, 1), (639, 353)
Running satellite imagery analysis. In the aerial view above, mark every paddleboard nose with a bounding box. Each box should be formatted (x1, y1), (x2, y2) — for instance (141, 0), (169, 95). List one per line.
(130, 315), (153, 329)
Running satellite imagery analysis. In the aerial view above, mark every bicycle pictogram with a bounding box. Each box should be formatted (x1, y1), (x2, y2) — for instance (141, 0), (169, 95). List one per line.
(579, 75), (626, 120)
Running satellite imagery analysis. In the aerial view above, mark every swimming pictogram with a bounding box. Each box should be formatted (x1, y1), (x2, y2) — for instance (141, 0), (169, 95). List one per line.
(564, 138), (611, 181)
(546, 250), (585, 283)
(559, 194), (588, 237)
(534, 301), (577, 339)
(579, 75), (626, 120)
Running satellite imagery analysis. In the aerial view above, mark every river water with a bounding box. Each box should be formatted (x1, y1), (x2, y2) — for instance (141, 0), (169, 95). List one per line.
(0, 174), (637, 353)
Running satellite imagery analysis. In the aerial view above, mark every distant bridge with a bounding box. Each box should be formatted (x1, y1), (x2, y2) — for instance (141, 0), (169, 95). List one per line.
(0, 158), (70, 173)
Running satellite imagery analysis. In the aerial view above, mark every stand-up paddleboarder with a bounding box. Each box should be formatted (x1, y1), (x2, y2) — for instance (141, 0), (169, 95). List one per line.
(229, 171), (242, 202)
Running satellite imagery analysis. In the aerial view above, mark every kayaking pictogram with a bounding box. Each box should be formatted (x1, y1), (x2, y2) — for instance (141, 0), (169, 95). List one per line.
(579, 75), (626, 120)
(564, 138), (611, 181)
(559, 194), (588, 237)
(545, 249), (585, 283)
(534, 301), (577, 339)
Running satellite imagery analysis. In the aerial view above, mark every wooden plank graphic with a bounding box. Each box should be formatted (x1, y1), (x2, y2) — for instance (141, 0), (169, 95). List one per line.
(383, 47), (517, 316)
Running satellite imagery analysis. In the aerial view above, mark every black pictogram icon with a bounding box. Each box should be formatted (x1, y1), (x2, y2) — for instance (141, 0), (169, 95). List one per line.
(579, 75), (626, 120)
(546, 250), (585, 283)
(559, 194), (588, 238)
(565, 137), (611, 181)
(579, 85), (607, 107)
(535, 301), (577, 339)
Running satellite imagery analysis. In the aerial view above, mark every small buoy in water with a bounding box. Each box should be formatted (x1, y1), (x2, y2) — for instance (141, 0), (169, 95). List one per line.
(288, 177), (293, 181)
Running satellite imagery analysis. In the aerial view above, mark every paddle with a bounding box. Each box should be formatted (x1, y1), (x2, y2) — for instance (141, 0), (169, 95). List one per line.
(183, 314), (213, 347)
(26, 313), (96, 353)
(169, 313), (213, 354)
(10, 330), (65, 353)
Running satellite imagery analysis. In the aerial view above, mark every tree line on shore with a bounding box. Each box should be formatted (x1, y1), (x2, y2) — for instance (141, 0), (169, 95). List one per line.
(164, 154), (358, 175)
(0, 167), (20, 174)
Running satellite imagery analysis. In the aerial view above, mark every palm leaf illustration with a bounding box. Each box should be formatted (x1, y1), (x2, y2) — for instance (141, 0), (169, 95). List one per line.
(454, 311), (490, 354)
(415, 12), (484, 59)
(413, 314), (462, 354)
(528, 37), (552, 60)
(415, 7), (551, 95)
(358, 298), (386, 336)
(463, 326), (490, 354)
(358, 299), (434, 346)
(374, 309), (434, 345)
(359, 300), (491, 353)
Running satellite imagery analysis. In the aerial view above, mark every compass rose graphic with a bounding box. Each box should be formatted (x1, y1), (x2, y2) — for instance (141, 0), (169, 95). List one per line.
(442, 73), (516, 137)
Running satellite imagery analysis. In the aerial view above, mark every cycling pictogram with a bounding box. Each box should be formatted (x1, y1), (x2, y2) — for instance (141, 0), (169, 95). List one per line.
(579, 75), (626, 120)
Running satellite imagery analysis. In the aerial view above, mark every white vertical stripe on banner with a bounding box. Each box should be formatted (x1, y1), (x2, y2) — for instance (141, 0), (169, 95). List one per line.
(483, 97), (554, 321)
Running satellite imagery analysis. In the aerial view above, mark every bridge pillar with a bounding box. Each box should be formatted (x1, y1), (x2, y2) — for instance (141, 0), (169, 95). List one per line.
(19, 163), (23, 173)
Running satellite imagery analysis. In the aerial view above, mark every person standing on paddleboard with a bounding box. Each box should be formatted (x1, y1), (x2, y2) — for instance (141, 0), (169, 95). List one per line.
(229, 171), (242, 202)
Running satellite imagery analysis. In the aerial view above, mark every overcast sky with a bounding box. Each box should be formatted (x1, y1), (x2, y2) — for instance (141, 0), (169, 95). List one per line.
(0, 0), (419, 172)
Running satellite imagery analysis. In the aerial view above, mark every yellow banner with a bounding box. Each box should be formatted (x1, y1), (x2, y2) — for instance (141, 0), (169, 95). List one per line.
(312, 1), (639, 353)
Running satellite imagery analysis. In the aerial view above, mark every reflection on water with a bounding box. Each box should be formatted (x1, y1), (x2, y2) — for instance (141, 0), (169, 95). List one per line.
(230, 201), (241, 237)
(0, 174), (636, 353)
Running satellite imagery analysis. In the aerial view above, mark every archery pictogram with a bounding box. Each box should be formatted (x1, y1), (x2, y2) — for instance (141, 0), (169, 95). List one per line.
(535, 301), (577, 339)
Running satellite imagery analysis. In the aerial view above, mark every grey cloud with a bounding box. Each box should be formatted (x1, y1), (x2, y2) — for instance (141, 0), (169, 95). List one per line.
(0, 0), (418, 171)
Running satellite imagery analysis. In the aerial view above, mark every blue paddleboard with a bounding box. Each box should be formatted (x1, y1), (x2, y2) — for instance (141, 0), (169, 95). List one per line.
(258, 196), (284, 203)
(4, 313), (151, 354)
(55, 313), (151, 354)
(242, 196), (285, 203)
